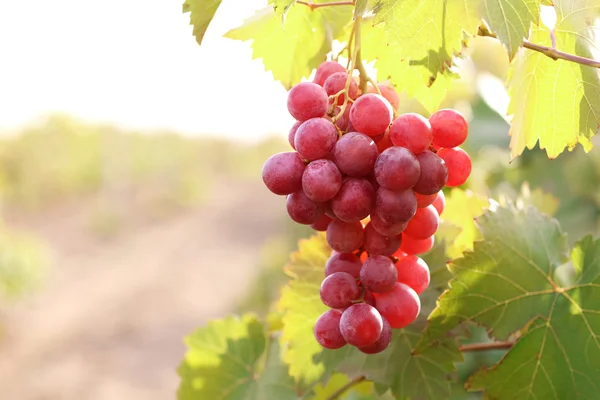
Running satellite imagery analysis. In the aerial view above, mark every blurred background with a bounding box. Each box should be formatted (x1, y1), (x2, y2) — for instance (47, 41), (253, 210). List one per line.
(1, 1), (600, 399)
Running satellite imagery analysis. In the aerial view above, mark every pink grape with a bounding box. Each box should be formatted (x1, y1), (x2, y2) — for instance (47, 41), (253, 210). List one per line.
(358, 317), (392, 354)
(395, 255), (430, 294)
(415, 192), (437, 208)
(294, 118), (338, 161)
(360, 255), (398, 293)
(326, 220), (364, 253)
(437, 147), (472, 187)
(331, 105), (351, 132)
(324, 72), (358, 105)
(363, 223), (401, 256)
(349, 94), (393, 136)
(375, 129), (393, 154)
(287, 82), (328, 121)
(432, 190), (445, 215)
(429, 108), (468, 148)
(331, 178), (375, 222)
(262, 152), (305, 195)
(310, 214), (333, 231)
(369, 213), (407, 237)
(374, 147), (420, 191)
(363, 290), (376, 307)
(389, 113), (433, 154)
(412, 150), (448, 195)
(373, 282), (420, 328)
(320, 272), (361, 309)
(332, 132), (378, 177)
(302, 159), (342, 202)
(403, 205), (440, 240)
(400, 234), (434, 255)
(374, 188), (417, 224)
(314, 309), (346, 349)
(286, 191), (323, 224)
(325, 252), (363, 278)
(368, 84), (400, 110)
(313, 61), (346, 86)
(288, 121), (301, 149)
(339, 303), (383, 347)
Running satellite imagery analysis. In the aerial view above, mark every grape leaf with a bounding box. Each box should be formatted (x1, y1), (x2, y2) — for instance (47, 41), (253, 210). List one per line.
(419, 204), (600, 398)
(269, 0), (296, 17)
(310, 373), (376, 399)
(183, 0), (223, 45)
(178, 315), (300, 400)
(507, 0), (600, 159)
(225, 4), (352, 89)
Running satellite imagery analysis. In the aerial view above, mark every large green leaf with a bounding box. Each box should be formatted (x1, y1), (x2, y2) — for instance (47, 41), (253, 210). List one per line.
(178, 315), (300, 400)
(269, 0), (296, 17)
(507, 0), (600, 159)
(183, 0), (223, 45)
(420, 204), (600, 398)
(225, 4), (352, 89)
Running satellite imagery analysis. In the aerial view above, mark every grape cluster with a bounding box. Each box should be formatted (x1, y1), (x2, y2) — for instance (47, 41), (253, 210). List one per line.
(262, 60), (472, 353)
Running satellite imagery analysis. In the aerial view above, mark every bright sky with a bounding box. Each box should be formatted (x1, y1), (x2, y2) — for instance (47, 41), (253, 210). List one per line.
(0, 0), (294, 141)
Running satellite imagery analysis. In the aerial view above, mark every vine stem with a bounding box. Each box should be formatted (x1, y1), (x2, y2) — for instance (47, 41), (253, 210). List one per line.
(326, 375), (367, 400)
(297, 0), (354, 10)
(459, 341), (514, 352)
(522, 40), (600, 68)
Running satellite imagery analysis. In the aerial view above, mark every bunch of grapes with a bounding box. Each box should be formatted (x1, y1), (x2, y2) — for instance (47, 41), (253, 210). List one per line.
(262, 60), (472, 354)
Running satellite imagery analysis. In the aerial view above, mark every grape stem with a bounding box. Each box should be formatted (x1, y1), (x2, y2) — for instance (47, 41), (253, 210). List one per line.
(325, 375), (367, 400)
(296, 0), (354, 10)
(459, 341), (514, 352)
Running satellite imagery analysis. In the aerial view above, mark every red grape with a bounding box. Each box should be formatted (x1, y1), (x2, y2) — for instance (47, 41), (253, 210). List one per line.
(288, 121), (301, 150)
(332, 132), (378, 177)
(429, 108), (468, 148)
(349, 94), (393, 136)
(358, 317), (392, 354)
(437, 147), (472, 187)
(262, 152), (305, 195)
(324, 72), (358, 105)
(331, 105), (351, 132)
(287, 82), (328, 121)
(363, 289), (376, 307)
(294, 118), (338, 161)
(415, 192), (437, 208)
(320, 272), (361, 308)
(360, 255), (398, 293)
(326, 220), (364, 253)
(314, 309), (346, 349)
(310, 214), (333, 231)
(286, 191), (323, 224)
(412, 150), (448, 195)
(363, 223), (401, 256)
(374, 147), (420, 191)
(432, 190), (445, 215)
(368, 84), (400, 110)
(403, 205), (440, 240)
(339, 303), (383, 347)
(374, 283), (420, 328)
(369, 213), (407, 236)
(325, 252), (363, 278)
(395, 255), (430, 294)
(313, 61), (346, 86)
(375, 129), (393, 153)
(374, 188), (417, 224)
(389, 113), (432, 154)
(400, 234), (434, 255)
(302, 159), (342, 202)
(331, 178), (375, 222)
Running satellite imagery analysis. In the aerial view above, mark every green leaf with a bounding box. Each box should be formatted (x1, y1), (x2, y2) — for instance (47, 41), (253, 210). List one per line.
(310, 373), (376, 400)
(178, 315), (300, 400)
(183, 0), (223, 45)
(507, 0), (600, 159)
(269, 0), (296, 17)
(225, 4), (352, 89)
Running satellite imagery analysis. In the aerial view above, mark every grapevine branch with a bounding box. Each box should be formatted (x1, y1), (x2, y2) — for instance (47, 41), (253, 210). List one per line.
(297, 0), (354, 10)
(459, 341), (515, 352)
(326, 375), (367, 400)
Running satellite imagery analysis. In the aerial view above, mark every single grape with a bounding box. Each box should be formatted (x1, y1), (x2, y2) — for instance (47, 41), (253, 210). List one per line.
(286, 191), (323, 224)
(374, 147), (420, 191)
(332, 132), (378, 177)
(310, 214), (333, 231)
(400, 234), (434, 255)
(331, 178), (375, 222)
(294, 118), (338, 161)
(395, 255), (430, 294)
(262, 152), (305, 195)
(432, 190), (445, 215)
(324, 72), (358, 106)
(369, 213), (407, 237)
(368, 84), (400, 110)
(363, 289), (376, 307)
(302, 159), (342, 202)
(373, 283), (420, 328)
(288, 121), (301, 150)
(414, 192), (437, 208)
(349, 94), (393, 137)
(375, 129), (393, 153)
(437, 147), (472, 187)
(358, 316), (392, 354)
(326, 219), (364, 253)
(325, 252), (363, 278)
(363, 223), (401, 256)
(360, 254), (398, 293)
(320, 272), (361, 309)
(339, 303), (383, 347)
(314, 309), (347, 349)
(313, 61), (347, 86)
(429, 108), (468, 148)
(287, 82), (328, 121)
(403, 205), (439, 240)
(412, 150), (448, 195)
(389, 113), (432, 155)
(373, 187), (417, 224)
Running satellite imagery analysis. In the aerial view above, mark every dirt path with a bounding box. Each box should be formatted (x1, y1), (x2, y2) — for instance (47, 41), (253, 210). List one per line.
(0, 180), (283, 399)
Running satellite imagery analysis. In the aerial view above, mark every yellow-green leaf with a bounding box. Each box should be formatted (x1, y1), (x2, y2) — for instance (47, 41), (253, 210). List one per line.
(183, 0), (223, 45)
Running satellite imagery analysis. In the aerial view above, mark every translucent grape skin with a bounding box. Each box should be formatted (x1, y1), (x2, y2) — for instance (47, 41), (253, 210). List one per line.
(339, 303), (383, 347)
(326, 220), (365, 253)
(369, 213), (407, 237)
(400, 234), (434, 255)
(360, 255), (398, 293)
(415, 192), (437, 208)
(373, 282), (420, 329)
(363, 290), (376, 307)
(403, 205), (440, 240)
(287, 82), (328, 121)
(302, 159), (342, 202)
(294, 118), (338, 161)
(331, 178), (375, 222)
(412, 150), (448, 195)
(389, 113), (433, 155)
(358, 316), (392, 354)
(375, 130), (393, 154)
(432, 190), (445, 215)
(363, 223), (401, 256)
(288, 121), (301, 150)
(368, 84), (400, 110)
(395, 255), (430, 294)
(313, 61), (347, 86)
(320, 271), (361, 309)
(332, 132), (378, 177)
(429, 108), (468, 148)
(325, 252), (363, 278)
(286, 191), (324, 224)
(437, 147), (472, 187)
(374, 147), (421, 191)
(324, 72), (358, 106)
(310, 214), (333, 231)
(262, 152), (305, 195)
(349, 94), (393, 137)
(314, 309), (347, 349)
(374, 188), (417, 224)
